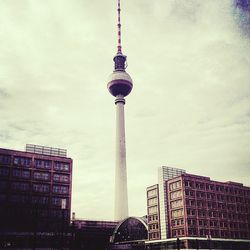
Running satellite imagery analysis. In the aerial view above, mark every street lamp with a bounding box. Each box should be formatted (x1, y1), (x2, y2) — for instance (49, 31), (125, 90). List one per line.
(177, 237), (180, 250)
(206, 234), (212, 250)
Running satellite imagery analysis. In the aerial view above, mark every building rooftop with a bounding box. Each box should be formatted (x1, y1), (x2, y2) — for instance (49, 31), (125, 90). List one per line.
(26, 144), (67, 157)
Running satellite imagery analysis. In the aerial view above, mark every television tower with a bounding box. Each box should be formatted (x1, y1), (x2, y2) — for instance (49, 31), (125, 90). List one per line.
(107, 0), (133, 221)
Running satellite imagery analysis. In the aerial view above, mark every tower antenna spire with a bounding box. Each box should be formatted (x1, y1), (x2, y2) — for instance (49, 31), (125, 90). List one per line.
(117, 0), (122, 54)
(113, 0), (127, 71)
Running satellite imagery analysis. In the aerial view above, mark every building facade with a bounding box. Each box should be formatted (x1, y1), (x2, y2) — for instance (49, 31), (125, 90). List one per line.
(158, 166), (185, 240)
(72, 219), (118, 250)
(168, 173), (250, 240)
(147, 184), (160, 240)
(0, 144), (73, 234)
(147, 166), (185, 240)
(147, 171), (250, 241)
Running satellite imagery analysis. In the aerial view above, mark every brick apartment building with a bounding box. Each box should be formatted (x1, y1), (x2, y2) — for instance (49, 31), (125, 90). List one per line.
(147, 169), (250, 241)
(0, 144), (73, 234)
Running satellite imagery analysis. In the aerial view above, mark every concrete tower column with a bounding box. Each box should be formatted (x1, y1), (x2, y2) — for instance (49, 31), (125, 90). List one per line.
(114, 94), (128, 220)
(107, 0), (133, 222)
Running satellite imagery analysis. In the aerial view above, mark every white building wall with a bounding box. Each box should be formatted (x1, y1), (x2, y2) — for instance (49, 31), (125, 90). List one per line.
(158, 166), (185, 239)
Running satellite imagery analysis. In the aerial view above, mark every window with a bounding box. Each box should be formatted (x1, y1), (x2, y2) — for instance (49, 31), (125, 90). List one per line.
(10, 195), (29, 203)
(171, 209), (184, 218)
(197, 201), (202, 207)
(33, 183), (49, 193)
(188, 228), (197, 236)
(51, 209), (64, 218)
(200, 229), (205, 236)
(196, 182), (201, 189)
(53, 174), (69, 183)
(22, 170), (30, 178)
(188, 209), (196, 216)
(170, 181), (181, 190)
(148, 197), (158, 206)
(31, 196), (49, 204)
(11, 182), (29, 191)
(148, 206), (158, 214)
(170, 190), (182, 199)
(198, 210), (206, 217)
(149, 223), (158, 230)
(35, 159), (52, 169)
(0, 154), (11, 164)
(171, 199), (183, 208)
(44, 160), (51, 167)
(148, 189), (157, 197)
(54, 162), (70, 172)
(13, 156), (31, 167)
(185, 190), (194, 197)
(176, 219), (184, 226)
(34, 172), (50, 181)
(150, 215), (158, 221)
(12, 169), (30, 179)
(52, 185), (69, 194)
(0, 167), (9, 176)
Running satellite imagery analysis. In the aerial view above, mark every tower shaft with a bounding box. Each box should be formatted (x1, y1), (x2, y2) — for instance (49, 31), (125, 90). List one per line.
(108, 0), (132, 221)
(114, 95), (128, 220)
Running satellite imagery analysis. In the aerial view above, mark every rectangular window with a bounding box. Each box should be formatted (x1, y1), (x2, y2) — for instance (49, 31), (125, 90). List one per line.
(51, 209), (64, 218)
(34, 172), (50, 181)
(171, 199), (183, 208)
(35, 159), (52, 170)
(51, 197), (68, 207)
(0, 154), (11, 165)
(12, 169), (30, 179)
(54, 162), (70, 172)
(52, 185), (69, 194)
(31, 196), (49, 204)
(171, 209), (184, 218)
(53, 174), (69, 183)
(10, 195), (29, 203)
(13, 156), (31, 167)
(22, 170), (31, 178)
(148, 197), (158, 206)
(33, 183), (49, 193)
(170, 190), (182, 199)
(170, 181), (181, 191)
(148, 206), (158, 214)
(0, 167), (9, 176)
(148, 189), (157, 197)
(11, 182), (30, 191)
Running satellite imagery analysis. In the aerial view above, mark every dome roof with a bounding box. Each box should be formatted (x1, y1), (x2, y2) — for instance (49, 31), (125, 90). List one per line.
(110, 216), (148, 243)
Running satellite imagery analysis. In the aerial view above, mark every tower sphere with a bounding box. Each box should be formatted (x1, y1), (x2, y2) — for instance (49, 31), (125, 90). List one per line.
(107, 70), (133, 97)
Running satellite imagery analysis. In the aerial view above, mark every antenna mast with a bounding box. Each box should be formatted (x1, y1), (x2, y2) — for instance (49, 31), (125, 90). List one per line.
(117, 0), (122, 54)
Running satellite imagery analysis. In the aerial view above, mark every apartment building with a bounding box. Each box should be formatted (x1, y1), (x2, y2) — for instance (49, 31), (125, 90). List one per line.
(147, 170), (250, 241)
(0, 144), (73, 233)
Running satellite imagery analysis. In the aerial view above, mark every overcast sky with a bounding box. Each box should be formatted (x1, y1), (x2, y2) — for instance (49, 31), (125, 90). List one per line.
(0, 0), (249, 220)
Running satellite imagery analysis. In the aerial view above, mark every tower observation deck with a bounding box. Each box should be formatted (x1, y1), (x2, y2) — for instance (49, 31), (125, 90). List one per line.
(107, 0), (133, 221)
